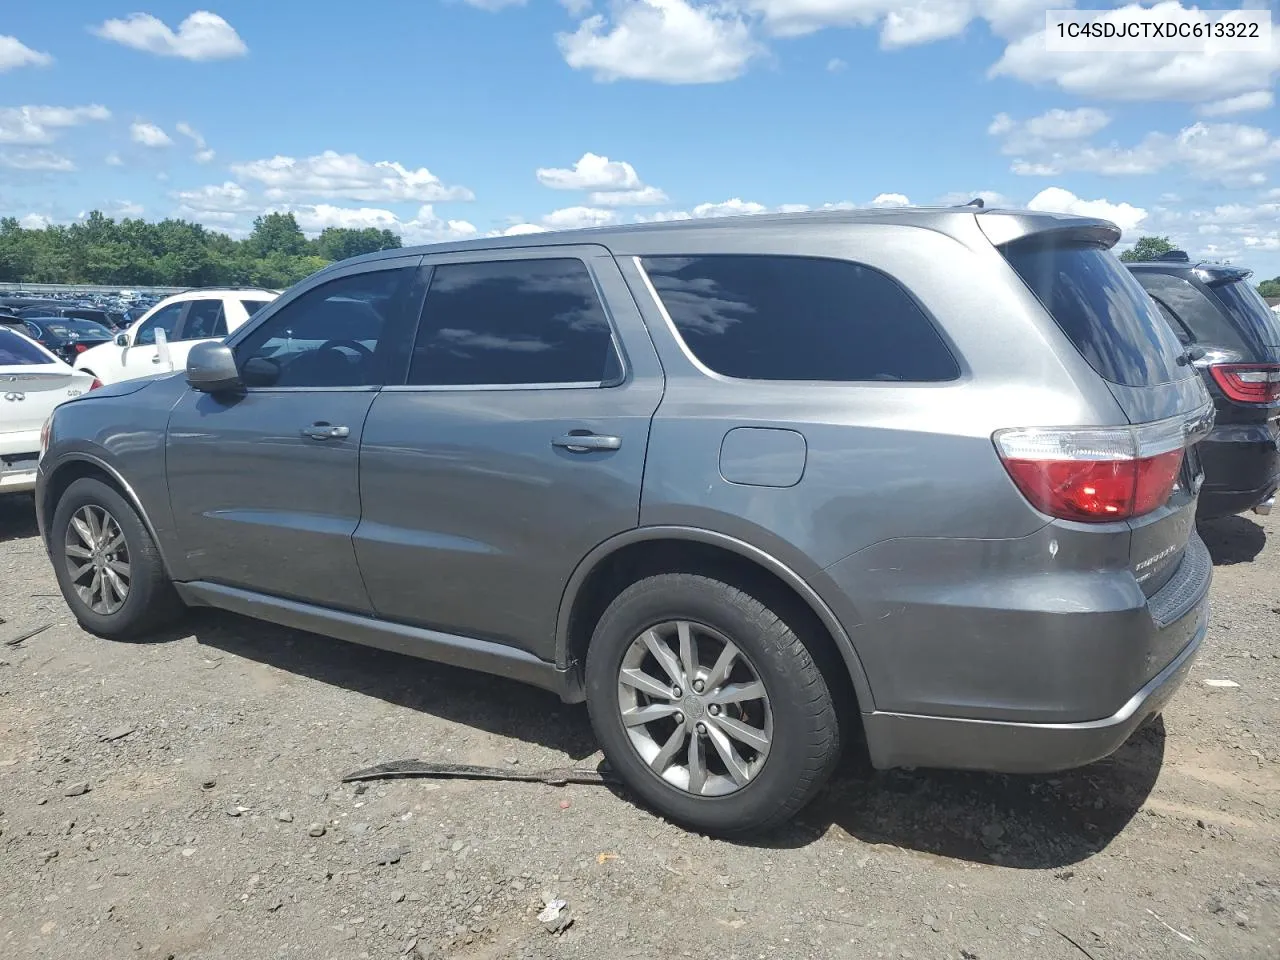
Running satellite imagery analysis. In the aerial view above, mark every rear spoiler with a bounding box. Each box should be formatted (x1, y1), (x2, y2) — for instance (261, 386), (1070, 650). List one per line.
(975, 211), (1122, 251)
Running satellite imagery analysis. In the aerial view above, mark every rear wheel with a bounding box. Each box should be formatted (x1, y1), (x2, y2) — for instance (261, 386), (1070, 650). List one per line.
(51, 477), (183, 639)
(585, 573), (841, 836)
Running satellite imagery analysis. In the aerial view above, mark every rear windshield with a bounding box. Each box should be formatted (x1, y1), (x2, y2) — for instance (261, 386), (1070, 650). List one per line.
(42, 319), (113, 339)
(0, 329), (54, 366)
(1002, 242), (1190, 386)
(1208, 279), (1280, 345)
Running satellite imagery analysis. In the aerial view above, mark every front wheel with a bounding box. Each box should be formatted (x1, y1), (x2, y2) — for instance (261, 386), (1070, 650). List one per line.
(50, 477), (183, 639)
(585, 573), (841, 836)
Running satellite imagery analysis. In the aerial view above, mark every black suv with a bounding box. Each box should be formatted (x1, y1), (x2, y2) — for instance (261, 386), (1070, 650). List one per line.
(1129, 252), (1280, 519)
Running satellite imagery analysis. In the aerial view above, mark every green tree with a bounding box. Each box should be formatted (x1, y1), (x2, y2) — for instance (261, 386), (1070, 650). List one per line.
(1258, 277), (1280, 298)
(1118, 236), (1176, 263)
(247, 213), (307, 258)
(314, 227), (402, 262)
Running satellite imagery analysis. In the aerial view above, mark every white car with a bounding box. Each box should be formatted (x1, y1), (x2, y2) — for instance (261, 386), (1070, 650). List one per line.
(75, 288), (278, 386)
(1, 326), (96, 494)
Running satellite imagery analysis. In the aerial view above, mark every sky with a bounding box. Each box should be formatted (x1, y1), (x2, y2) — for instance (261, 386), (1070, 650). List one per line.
(1, 1), (1279, 276)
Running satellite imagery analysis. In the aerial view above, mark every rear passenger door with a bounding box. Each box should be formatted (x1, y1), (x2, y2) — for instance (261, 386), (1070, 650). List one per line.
(353, 246), (664, 660)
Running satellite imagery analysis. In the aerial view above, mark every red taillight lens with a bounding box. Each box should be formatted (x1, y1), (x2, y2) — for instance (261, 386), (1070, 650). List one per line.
(89, 378), (103, 391)
(1209, 363), (1280, 404)
(73, 342), (88, 353)
(995, 420), (1188, 523)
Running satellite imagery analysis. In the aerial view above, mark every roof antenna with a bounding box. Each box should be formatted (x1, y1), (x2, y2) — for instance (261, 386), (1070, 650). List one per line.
(964, 197), (985, 209)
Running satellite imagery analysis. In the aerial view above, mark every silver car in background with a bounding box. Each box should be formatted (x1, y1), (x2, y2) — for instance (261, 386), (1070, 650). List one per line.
(36, 208), (1213, 835)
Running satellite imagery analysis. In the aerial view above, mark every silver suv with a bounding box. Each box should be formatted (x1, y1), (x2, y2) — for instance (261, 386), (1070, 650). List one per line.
(36, 208), (1214, 835)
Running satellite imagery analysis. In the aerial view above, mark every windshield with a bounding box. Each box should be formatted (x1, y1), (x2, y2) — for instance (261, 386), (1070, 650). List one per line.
(1002, 241), (1191, 386)
(1209, 279), (1280, 345)
(40, 319), (114, 340)
(0, 328), (55, 366)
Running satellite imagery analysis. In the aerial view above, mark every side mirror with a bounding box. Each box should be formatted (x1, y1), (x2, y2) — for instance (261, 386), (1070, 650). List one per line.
(114, 332), (129, 347)
(186, 341), (243, 394)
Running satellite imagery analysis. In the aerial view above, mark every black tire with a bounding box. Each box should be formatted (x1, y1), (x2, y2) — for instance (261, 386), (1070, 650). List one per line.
(585, 572), (841, 836)
(50, 477), (184, 640)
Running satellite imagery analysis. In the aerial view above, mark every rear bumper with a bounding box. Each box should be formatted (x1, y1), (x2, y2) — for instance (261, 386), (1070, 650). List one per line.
(0, 432), (40, 494)
(1197, 420), (1280, 518)
(861, 603), (1205, 773)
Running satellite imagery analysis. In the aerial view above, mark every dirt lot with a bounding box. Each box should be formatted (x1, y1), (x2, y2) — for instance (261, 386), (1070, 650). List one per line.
(0, 495), (1276, 960)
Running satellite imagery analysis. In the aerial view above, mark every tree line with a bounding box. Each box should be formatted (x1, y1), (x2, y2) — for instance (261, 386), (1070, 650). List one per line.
(0, 211), (402, 289)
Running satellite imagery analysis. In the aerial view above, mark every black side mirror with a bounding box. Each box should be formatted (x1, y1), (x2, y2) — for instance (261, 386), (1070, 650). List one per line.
(186, 341), (243, 394)
(114, 332), (129, 347)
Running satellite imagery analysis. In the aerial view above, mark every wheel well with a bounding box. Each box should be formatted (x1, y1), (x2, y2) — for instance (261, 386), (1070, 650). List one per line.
(565, 539), (860, 721)
(42, 461), (123, 538)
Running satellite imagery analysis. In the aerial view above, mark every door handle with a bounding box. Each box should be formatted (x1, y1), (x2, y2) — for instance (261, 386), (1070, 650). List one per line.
(151, 356), (162, 363)
(301, 423), (350, 441)
(552, 433), (622, 453)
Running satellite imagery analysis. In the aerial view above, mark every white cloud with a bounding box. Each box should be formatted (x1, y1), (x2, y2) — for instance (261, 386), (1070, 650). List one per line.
(744, 0), (1060, 44)
(282, 203), (479, 244)
(90, 200), (145, 219)
(537, 152), (641, 190)
(1141, 198), (1280, 263)
(993, 113), (1280, 187)
(1197, 90), (1275, 118)
(0, 105), (111, 145)
(92, 11), (248, 61)
(558, 0), (761, 83)
(499, 222), (552, 236)
(0, 35), (53, 72)
(589, 185), (669, 206)
(105, 152), (124, 166)
(173, 181), (255, 216)
(633, 209), (694, 222)
(826, 57), (846, 72)
(130, 121), (173, 148)
(542, 206), (619, 229)
(231, 151), (473, 203)
(991, 3), (1280, 103)
(18, 213), (53, 230)
(0, 150), (75, 172)
(175, 121), (216, 163)
(693, 198), (768, 217)
(871, 192), (910, 207)
(776, 203), (811, 213)
(1026, 187), (1148, 233)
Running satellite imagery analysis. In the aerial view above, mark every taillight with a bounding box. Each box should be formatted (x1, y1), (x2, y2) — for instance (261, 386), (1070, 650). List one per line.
(1208, 363), (1280, 404)
(89, 378), (103, 391)
(994, 417), (1189, 522)
(73, 342), (88, 353)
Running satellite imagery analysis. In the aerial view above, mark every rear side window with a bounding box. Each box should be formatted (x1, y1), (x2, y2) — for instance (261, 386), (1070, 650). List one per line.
(1002, 242), (1189, 386)
(408, 259), (621, 387)
(1209, 279), (1280, 346)
(180, 300), (227, 340)
(241, 299), (270, 318)
(0, 328), (54, 365)
(640, 255), (958, 382)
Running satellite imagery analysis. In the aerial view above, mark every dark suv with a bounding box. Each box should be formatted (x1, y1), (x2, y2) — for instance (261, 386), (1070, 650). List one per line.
(37, 208), (1213, 835)
(1128, 253), (1280, 519)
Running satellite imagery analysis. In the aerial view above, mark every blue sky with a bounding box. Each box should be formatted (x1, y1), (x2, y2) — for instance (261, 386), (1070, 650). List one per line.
(2, 1), (1279, 275)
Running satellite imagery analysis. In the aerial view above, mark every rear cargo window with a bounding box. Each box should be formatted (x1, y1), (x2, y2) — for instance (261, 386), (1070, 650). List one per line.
(1002, 242), (1189, 386)
(1209, 279), (1280, 345)
(640, 255), (958, 382)
(0, 328), (54, 365)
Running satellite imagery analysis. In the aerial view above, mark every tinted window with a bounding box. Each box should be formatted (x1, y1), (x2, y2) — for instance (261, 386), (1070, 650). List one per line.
(235, 268), (411, 388)
(136, 303), (185, 345)
(1131, 271), (1242, 350)
(641, 255), (958, 382)
(181, 299), (227, 340)
(408, 259), (620, 386)
(1152, 300), (1194, 344)
(240, 299), (270, 318)
(1210, 280), (1280, 346)
(38, 319), (112, 340)
(0, 328), (54, 365)
(1003, 243), (1190, 386)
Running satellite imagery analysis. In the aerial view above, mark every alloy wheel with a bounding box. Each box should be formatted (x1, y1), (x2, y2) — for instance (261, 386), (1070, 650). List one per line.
(64, 504), (131, 615)
(616, 620), (773, 797)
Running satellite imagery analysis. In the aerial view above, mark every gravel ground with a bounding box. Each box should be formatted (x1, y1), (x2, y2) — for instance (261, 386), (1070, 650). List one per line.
(1, 493), (1277, 960)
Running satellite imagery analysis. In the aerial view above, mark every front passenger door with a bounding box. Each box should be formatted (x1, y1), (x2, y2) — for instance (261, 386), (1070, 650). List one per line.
(165, 260), (420, 612)
(116, 302), (186, 380)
